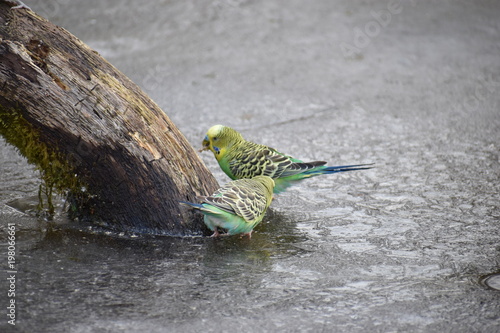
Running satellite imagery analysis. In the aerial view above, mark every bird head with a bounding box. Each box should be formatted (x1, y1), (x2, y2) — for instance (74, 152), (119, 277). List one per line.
(200, 125), (244, 160)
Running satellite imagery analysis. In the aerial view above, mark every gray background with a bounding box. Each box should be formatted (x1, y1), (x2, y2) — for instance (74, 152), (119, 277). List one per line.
(1, 0), (499, 332)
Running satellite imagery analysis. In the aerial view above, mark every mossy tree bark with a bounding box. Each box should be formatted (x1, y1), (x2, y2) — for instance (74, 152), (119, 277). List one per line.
(0, 3), (219, 235)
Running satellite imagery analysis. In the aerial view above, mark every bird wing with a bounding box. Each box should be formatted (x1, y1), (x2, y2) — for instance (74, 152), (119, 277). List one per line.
(277, 159), (328, 178)
(228, 143), (299, 179)
(203, 179), (268, 223)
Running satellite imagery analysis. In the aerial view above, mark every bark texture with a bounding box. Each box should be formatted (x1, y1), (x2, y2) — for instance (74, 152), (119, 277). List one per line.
(0, 4), (219, 235)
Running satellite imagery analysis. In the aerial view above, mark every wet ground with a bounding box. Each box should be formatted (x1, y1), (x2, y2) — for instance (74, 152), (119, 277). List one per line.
(1, 0), (500, 332)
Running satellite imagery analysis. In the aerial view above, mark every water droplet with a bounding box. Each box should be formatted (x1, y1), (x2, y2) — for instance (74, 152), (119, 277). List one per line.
(480, 273), (500, 291)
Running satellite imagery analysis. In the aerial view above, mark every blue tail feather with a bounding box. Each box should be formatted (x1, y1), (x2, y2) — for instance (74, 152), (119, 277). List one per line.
(179, 201), (224, 217)
(274, 163), (373, 193)
(320, 163), (374, 174)
(179, 201), (204, 209)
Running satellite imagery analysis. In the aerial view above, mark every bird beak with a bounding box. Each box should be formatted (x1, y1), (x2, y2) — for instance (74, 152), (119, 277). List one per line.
(199, 137), (210, 152)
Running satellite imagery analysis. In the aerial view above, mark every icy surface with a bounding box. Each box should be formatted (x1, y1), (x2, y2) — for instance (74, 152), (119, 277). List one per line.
(1, 0), (499, 332)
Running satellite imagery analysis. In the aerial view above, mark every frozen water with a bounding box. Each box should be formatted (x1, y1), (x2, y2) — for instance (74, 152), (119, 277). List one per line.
(482, 273), (500, 291)
(1, 0), (499, 332)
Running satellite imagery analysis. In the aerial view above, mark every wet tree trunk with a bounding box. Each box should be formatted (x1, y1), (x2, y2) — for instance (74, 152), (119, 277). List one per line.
(0, 3), (219, 235)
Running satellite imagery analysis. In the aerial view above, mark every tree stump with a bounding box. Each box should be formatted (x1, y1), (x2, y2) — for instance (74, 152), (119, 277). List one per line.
(0, 3), (219, 235)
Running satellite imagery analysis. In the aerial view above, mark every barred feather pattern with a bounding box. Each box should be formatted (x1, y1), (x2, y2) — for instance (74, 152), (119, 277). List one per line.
(227, 141), (327, 179)
(202, 176), (274, 224)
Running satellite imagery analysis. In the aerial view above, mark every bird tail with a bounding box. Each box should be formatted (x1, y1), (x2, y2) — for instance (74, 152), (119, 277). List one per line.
(179, 201), (223, 216)
(179, 201), (205, 210)
(305, 163), (374, 176)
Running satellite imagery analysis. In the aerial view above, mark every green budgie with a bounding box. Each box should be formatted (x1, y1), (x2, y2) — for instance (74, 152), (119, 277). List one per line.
(200, 124), (373, 193)
(180, 175), (275, 237)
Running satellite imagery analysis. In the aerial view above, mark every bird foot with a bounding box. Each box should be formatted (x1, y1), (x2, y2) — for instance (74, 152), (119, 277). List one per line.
(210, 229), (230, 238)
(240, 231), (253, 239)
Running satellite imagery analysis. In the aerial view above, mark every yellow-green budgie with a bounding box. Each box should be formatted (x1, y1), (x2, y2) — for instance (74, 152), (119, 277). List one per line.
(180, 175), (275, 237)
(201, 124), (372, 193)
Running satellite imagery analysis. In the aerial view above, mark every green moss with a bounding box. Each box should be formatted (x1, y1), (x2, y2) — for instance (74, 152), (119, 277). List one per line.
(97, 70), (154, 125)
(0, 106), (83, 217)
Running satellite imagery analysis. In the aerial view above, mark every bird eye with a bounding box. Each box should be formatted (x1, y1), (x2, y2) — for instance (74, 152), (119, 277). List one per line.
(213, 137), (218, 141)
